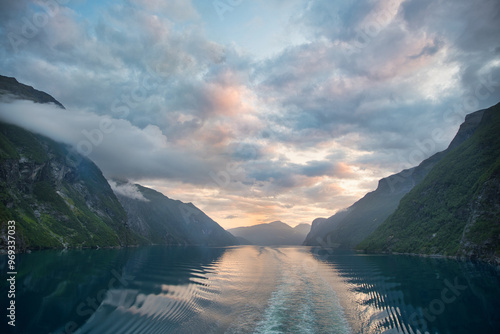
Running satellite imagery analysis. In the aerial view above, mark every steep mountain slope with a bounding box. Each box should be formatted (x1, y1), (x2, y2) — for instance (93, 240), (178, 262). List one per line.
(0, 75), (64, 108)
(293, 223), (311, 237)
(0, 75), (237, 250)
(357, 102), (500, 263)
(228, 221), (309, 245)
(0, 121), (138, 250)
(114, 181), (238, 246)
(0, 76), (140, 250)
(304, 109), (485, 249)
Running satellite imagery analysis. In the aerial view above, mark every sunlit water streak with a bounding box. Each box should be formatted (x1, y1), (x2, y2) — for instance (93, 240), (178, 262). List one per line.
(75, 246), (349, 334)
(1, 246), (499, 333)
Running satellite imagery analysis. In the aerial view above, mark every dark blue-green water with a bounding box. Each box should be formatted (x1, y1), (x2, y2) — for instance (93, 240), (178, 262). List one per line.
(1, 246), (499, 333)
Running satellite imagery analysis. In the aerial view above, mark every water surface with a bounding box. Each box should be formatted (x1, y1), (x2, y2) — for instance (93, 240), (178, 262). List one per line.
(1, 246), (499, 333)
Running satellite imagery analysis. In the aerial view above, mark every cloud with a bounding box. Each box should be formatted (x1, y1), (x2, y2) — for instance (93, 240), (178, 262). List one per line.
(301, 161), (352, 178)
(408, 38), (445, 60)
(1, 0), (499, 229)
(0, 100), (224, 184)
(253, 0), (499, 156)
(129, 0), (199, 21)
(109, 180), (149, 202)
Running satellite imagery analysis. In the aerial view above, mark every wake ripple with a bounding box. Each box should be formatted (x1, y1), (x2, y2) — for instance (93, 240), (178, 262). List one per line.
(75, 246), (353, 334)
(254, 248), (351, 334)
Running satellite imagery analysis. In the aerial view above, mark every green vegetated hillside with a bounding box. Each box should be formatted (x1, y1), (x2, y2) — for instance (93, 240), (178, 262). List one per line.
(358, 102), (500, 263)
(114, 181), (238, 246)
(228, 221), (310, 246)
(303, 109), (485, 249)
(0, 121), (138, 250)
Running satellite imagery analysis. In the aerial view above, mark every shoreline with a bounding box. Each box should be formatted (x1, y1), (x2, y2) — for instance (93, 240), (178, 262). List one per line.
(354, 249), (500, 266)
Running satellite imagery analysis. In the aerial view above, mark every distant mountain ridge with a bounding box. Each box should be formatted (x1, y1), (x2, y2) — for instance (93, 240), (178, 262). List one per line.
(303, 108), (486, 249)
(228, 221), (310, 245)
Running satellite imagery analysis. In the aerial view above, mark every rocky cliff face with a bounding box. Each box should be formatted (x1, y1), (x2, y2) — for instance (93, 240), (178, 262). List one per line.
(358, 102), (500, 263)
(0, 122), (137, 250)
(0, 75), (139, 250)
(113, 181), (238, 246)
(459, 174), (500, 261)
(304, 108), (485, 249)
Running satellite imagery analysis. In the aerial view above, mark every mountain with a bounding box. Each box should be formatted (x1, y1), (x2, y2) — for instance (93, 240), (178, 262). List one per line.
(357, 102), (500, 263)
(113, 181), (238, 246)
(0, 76), (140, 250)
(0, 75), (64, 108)
(303, 109), (485, 249)
(293, 223), (312, 236)
(0, 75), (237, 250)
(0, 121), (139, 251)
(228, 221), (310, 245)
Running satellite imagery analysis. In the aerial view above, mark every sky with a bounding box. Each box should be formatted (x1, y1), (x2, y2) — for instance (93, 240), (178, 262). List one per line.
(0, 0), (499, 229)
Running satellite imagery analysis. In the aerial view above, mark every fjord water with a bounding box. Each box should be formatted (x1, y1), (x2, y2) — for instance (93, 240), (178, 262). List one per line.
(1, 246), (499, 333)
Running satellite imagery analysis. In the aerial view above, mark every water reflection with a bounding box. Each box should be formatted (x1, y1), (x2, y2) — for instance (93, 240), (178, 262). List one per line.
(1, 246), (499, 334)
(75, 246), (281, 334)
(0, 246), (226, 334)
(311, 248), (500, 333)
